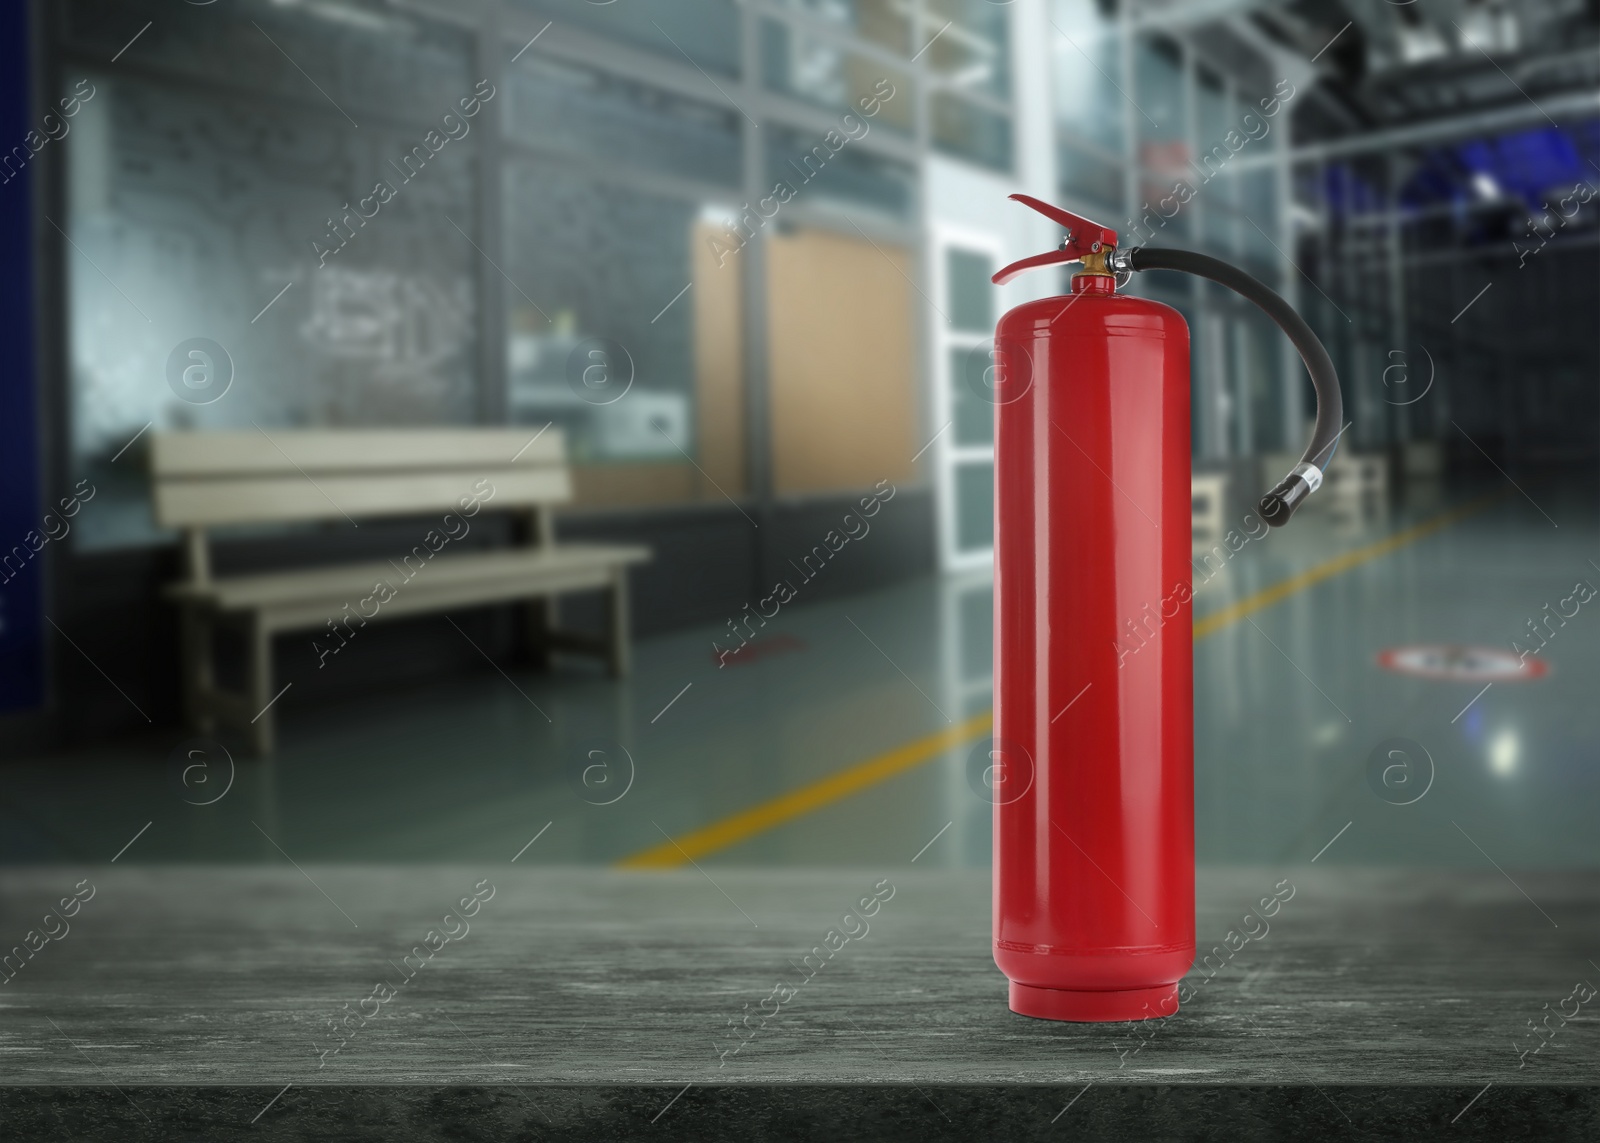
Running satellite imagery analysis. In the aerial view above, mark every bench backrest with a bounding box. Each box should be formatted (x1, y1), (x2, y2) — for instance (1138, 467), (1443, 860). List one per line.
(150, 429), (570, 529)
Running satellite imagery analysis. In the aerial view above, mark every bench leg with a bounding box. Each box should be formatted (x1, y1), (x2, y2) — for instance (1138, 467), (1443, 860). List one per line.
(606, 567), (631, 679)
(179, 605), (217, 736)
(522, 596), (556, 672)
(247, 614), (275, 756)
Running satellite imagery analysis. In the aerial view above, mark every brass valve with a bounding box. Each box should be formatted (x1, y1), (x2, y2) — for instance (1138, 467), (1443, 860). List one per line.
(1077, 248), (1114, 277)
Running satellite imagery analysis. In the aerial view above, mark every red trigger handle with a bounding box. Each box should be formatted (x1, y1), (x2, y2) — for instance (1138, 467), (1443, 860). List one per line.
(991, 194), (1120, 285)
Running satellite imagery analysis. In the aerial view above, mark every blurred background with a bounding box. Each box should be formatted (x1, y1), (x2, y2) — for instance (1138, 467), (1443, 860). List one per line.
(0, 0), (1597, 875)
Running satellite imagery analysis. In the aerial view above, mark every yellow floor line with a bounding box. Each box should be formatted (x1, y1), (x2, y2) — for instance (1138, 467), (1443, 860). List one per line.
(1192, 488), (1505, 640)
(619, 491), (1504, 868)
(617, 710), (994, 868)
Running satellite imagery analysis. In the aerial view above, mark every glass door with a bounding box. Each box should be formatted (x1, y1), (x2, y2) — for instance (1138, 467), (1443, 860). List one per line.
(931, 228), (1003, 570)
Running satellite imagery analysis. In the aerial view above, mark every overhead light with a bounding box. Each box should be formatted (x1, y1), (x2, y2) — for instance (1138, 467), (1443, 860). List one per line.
(1497, 11), (1521, 52)
(1458, 6), (1521, 54)
(1488, 729), (1518, 775)
(1398, 24), (1449, 64)
(1471, 172), (1500, 201)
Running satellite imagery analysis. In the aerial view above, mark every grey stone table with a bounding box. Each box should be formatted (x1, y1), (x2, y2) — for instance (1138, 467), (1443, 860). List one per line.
(1, 865), (1596, 1140)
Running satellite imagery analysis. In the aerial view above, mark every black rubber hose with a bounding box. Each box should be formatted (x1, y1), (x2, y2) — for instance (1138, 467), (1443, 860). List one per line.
(1127, 247), (1343, 527)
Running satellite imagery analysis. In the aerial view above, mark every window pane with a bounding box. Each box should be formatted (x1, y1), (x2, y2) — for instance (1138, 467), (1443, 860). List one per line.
(931, 93), (1012, 172)
(65, 73), (479, 551)
(1240, 169), (1280, 264)
(925, 0), (1011, 101)
(764, 125), (917, 218)
(1052, 0), (1125, 152)
(1201, 203), (1236, 255)
(958, 583), (993, 680)
(503, 162), (744, 506)
(1197, 69), (1231, 149)
(955, 461), (994, 551)
(760, 19), (911, 135)
(1058, 142), (1124, 221)
(1201, 167), (1240, 254)
(766, 0), (913, 55)
(1135, 34), (1184, 151)
(951, 348), (994, 446)
(506, 49), (742, 187)
(62, 0), (474, 127)
(946, 248), (994, 333)
(1195, 69), (1237, 205)
(507, 0), (741, 76)
(1135, 34), (1189, 241)
(1242, 310), (1283, 455)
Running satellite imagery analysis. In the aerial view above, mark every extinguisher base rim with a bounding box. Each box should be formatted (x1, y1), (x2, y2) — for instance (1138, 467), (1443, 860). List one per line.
(1008, 981), (1179, 1023)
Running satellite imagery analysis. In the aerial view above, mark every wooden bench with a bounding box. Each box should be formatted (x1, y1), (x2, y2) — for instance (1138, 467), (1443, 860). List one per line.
(150, 429), (650, 754)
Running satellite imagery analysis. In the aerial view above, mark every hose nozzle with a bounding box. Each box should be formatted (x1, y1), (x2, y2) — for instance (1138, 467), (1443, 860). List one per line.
(1118, 244), (1343, 531)
(995, 202), (1344, 531)
(1258, 464), (1324, 528)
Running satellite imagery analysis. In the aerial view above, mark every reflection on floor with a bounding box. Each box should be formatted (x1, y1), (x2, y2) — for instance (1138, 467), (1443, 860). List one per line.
(4, 476), (1597, 871)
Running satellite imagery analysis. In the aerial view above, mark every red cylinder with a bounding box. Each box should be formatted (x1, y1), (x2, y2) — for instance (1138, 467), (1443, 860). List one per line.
(990, 272), (1194, 1022)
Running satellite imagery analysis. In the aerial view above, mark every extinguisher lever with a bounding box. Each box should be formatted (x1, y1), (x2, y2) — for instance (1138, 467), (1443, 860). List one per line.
(991, 248), (1079, 286)
(991, 195), (1119, 285)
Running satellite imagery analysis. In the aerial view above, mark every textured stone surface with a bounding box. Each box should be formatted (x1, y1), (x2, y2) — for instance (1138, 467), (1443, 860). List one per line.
(0, 1085), (1597, 1142)
(0, 865), (1596, 1137)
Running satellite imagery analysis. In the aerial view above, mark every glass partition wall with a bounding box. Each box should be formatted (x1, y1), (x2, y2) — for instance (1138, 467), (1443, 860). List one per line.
(57, 0), (484, 548)
(49, 0), (1320, 560)
(49, 0), (1017, 550)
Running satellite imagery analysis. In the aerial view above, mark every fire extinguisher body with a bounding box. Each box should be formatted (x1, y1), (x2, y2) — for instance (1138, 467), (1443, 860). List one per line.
(992, 275), (1195, 1022)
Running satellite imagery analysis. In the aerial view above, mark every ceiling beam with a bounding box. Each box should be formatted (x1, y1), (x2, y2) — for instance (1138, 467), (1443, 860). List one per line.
(1229, 87), (1600, 168)
(1128, 0), (1268, 33)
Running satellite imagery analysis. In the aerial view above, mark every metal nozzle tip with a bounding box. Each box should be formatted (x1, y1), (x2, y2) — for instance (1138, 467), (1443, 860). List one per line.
(1259, 475), (1312, 528)
(1259, 493), (1291, 527)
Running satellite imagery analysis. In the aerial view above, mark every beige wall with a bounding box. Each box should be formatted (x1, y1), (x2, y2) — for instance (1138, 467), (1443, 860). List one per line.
(691, 217), (747, 499)
(766, 226), (917, 497)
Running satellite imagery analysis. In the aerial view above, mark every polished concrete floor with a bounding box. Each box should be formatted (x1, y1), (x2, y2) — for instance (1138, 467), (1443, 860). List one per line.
(4, 474), (1597, 872)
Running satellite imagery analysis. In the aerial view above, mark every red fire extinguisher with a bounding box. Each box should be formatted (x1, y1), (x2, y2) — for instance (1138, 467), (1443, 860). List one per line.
(987, 194), (1342, 1022)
